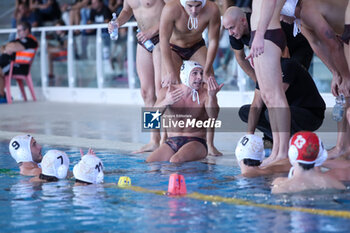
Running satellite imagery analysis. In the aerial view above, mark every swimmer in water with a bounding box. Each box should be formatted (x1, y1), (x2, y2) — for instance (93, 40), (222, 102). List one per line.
(30, 150), (70, 183)
(272, 131), (345, 194)
(9, 135), (43, 176)
(235, 134), (291, 178)
(73, 148), (104, 185)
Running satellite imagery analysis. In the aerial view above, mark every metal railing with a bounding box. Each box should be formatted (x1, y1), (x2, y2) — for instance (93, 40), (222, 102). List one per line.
(0, 22), (138, 94)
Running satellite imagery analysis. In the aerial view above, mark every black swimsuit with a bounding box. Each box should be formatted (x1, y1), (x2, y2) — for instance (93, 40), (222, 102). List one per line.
(165, 136), (207, 153)
(250, 28), (287, 52)
(341, 24), (350, 45)
(170, 39), (206, 60)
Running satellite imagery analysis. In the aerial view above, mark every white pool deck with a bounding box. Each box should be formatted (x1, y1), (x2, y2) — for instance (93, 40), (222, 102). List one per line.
(0, 101), (339, 165)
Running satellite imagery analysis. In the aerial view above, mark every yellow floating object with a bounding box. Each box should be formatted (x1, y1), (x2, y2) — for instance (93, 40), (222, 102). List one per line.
(118, 176), (132, 187)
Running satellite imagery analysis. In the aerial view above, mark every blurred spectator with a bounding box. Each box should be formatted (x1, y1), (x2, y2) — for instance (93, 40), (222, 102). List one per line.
(0, 22), (38, 103)
(10, 2), (39, 40)
(234, 0), (252, 9)
(85, 0), (111, 59)
(30, 0), (61, 24)
(108, 0), (123, 16)
(47, 20), (68, 79)
(68, 0), (91, 27)
(110, 27), (127, 77)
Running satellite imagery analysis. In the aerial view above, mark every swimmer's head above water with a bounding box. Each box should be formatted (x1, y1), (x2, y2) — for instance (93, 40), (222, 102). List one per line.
(40, 150), (70, 181)
(73, 150), (104, 185)
(9, 135), (43, 164)
(288, 131), (322, 171)
(180, 60), (203, 104)
(235, 134), (265, 167)
(180, 0), (207, 30)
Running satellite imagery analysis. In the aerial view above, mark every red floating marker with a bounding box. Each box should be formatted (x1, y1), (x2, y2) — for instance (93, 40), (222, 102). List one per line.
(168, 173), (187, 195)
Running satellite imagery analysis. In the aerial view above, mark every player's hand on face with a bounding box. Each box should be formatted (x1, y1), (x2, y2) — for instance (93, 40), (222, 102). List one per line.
(207, 76), (224, 97)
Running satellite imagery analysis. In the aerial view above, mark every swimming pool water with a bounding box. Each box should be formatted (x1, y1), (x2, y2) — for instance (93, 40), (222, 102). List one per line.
(1, 140), (350, 233)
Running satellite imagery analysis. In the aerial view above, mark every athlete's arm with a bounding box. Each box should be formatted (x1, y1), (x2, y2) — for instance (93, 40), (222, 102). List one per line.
(204, 3), (221, 79)
(301, 10), (350, 96)
(247, 89), (264, 134)
(160, 2), (179, 86)
(4, 41), (25, 55)
(116, 0), (134, 26)
(234, 48), (257, 82)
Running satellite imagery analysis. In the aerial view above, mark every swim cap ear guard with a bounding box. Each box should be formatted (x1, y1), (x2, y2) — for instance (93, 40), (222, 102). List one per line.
(73, 154), (104, 184)
(235, 134), (265, 162)
(9, 135), (33, 163)
(41, 150), (70, 179)
(180, 60), (203, 104)
(180, 0), (207, 30)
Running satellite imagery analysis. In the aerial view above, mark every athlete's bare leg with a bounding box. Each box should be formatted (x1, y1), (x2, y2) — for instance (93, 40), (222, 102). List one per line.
(134, 44), (160, 153)
(169, 141), (207, 163)
(255, 40), (290, 166)
(146, 143), (175, 162)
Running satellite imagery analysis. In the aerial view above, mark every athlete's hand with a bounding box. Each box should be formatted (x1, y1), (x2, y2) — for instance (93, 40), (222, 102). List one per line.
(245, 33), (264, 66)
(136, 29), (153, 44)
(162, 72), (179, 88)
(164, 85), (183, 105)
(80, 148), (96, 157)
(331, 72), (341, 97)
(339, 77), (350, 97)
(207, 76), (224, 97)
(108, 21), (119, 34)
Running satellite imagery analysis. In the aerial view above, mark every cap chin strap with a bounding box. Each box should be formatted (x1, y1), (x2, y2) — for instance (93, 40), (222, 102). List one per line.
(188, 16), (198, 30)
(191, 89), (200, 104)
(293, 19), (301, 37)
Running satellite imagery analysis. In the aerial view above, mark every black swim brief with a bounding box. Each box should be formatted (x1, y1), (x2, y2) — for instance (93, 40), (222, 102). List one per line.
(170, 39), (206, 60)
(250, 28), (287, 52)
(137, 35), (159, 53)
(341, 24), (350, 45)
(165, 136), (207, 153)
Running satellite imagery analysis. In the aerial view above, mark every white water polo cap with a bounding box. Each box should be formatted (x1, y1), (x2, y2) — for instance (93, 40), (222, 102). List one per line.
(42, 150), (70, 179)
(9, 135), (33, 163)
(235, 134), (265, 162)
(73, 154), (104, 184)
(288, 131), (319, 165)
(180, 60), (203, 104)
(180, 0), (207, 30)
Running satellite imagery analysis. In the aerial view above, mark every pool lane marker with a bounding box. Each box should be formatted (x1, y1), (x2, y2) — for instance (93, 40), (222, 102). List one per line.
(108, 175), (350, 219)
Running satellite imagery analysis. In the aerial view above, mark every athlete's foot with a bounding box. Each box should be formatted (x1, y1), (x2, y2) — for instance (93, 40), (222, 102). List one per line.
(327, 146), (350, 160)
(260, 152), (277, 167)
(207, 145), (223, 156)
(132, 142), (159, 154)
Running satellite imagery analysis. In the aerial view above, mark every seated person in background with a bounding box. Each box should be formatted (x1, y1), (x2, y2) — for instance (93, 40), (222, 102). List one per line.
(47, 19), (68, 79)
(30, 0), (61, 24)
(238, 58), (325, 165)
(73, 148), (104, 185)
(9, 134), (43, 176)
(235, 134), (291, 178)
(0, 22), (38, 103)
(86, 0), (111, 34)
(271, 131), (345, 194)
(30, 150), (70, 183)
(146, 61), (223, 163)
(12, 2), (39, 32)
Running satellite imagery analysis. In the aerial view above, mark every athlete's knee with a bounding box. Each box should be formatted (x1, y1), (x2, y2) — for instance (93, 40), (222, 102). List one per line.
(169, 155), (183, 163)
(347, 108), (350, 121)
(260, 91), (285, 108)
(140, 87), (155, 103)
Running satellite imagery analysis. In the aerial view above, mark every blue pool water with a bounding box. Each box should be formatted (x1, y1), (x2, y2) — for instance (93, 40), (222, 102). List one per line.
(1, 140), (350, 233)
